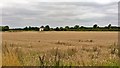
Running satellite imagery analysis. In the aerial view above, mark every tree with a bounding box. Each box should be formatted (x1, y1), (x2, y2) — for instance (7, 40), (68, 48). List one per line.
(108, 24), (111, 29)
(74, 25), (79, 29)
(44, 25), (50, 31)
(70, 27), (74, 29)
(33, 27), (39, 31)
(65, 26), (69, 29)
(80, 26), (85, 28)
(29, 26), (32, 30)
(0, 26), (2, 31)
(55, 27), (60, 31)
(60, 27), (64, 31)
(2, 26), (9, 31)
(24, 26), (27, 30)
(65, 26), (69, 31)
(50, 28), (54, 31)
(93, 24), (98, 29)
(40, 26), (44, 28)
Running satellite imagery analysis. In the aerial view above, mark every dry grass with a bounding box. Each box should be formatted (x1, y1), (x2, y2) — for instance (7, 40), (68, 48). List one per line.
(1, 31), (119, 66)
(2, 42), (21, 66)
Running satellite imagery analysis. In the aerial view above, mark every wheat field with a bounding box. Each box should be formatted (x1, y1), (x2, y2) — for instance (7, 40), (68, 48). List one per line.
(1, 31), (119, 66)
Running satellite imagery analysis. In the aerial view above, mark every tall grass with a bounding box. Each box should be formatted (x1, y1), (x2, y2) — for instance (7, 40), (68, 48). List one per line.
(2, 42), (21, 66)
(2, 42), (119, 66)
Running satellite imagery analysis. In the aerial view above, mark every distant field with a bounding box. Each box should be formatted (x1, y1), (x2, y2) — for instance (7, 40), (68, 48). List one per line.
(2, 31), (119, 66)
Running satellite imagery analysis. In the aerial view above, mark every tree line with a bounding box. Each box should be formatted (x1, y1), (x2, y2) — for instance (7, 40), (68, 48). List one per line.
(0, 24), (120, 31)
(0, 26), (9, 31)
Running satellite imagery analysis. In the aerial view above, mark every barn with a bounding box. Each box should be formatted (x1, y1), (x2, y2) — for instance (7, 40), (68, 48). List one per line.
(39, 27), (44, 31)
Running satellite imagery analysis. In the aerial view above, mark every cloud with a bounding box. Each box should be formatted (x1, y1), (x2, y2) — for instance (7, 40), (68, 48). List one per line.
(1, 2), (118, 28)
(75, 13), (107, 19)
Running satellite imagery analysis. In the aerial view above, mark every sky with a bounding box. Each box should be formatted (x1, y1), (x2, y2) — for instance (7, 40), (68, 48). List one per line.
(0, 0), (119, 28)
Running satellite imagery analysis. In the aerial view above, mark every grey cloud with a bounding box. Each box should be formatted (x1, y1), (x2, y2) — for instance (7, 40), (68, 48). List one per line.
(1, 2), (118, 28)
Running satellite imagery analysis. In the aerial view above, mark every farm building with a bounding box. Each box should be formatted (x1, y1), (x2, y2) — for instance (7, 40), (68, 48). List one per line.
(39, 27), (44, 31)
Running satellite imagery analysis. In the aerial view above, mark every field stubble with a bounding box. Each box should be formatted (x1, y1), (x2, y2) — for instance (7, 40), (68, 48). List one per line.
(2, 31), (119, 66)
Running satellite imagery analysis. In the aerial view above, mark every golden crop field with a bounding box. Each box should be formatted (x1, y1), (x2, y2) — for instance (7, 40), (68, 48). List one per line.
(2, 31), (119, 66)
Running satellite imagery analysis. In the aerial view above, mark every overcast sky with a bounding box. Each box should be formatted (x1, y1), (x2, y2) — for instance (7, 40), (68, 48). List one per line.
(0, 0), (119, 28)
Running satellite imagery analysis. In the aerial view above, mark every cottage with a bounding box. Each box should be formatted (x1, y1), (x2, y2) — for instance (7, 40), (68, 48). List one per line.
(39, 28), (44, 31)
